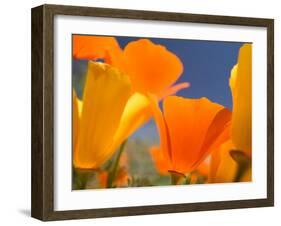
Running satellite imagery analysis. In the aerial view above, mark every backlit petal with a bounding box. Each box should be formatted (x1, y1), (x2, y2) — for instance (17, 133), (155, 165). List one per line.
(147, 94), (172, 164)
(73, 35), (125, 69)
(163, 97), (225, 173)
(73, 91), (80, 155)
(150, 146), (171, 175)
(208, 121), (232, 182)
(196, 160), (210, 178)
(211, 140), (238, 183)
(74, 62), (132, 169)
(158, 82), (190, 99)
(230, 44), (252, 156)
(124, 39), (183, 94)
(108, 92), (152, 155)
(193, 108), (232, 169)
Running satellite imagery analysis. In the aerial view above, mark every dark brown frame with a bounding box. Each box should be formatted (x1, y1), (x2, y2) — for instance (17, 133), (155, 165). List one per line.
(31, 4), (274, 221)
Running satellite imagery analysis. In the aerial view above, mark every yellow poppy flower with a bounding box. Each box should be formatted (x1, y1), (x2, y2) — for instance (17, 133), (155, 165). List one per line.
(73, 62), (132, 169)
(230, 44), (252, 156)
(209, 44), (252, 183)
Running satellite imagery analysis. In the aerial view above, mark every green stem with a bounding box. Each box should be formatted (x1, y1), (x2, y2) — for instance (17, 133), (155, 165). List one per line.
(185, 173), (192, 185)
(73, 168), (92, 190)
(230, 150), (251, 182)
(107, 140), (127, 188)
(234, 162), (250, 182)
(169, 170), (186, 185)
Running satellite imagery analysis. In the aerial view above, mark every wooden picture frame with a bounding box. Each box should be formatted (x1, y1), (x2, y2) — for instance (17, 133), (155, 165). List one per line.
(31, 4), (274, 221)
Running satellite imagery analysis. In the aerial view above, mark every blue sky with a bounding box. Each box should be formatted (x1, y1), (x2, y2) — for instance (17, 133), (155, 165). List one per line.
(117, 37), (244, 110)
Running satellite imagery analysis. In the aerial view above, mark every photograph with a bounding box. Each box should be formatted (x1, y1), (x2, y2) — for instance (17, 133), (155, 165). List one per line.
(30, 4), (274, 221)
(72, 35), (252, 190)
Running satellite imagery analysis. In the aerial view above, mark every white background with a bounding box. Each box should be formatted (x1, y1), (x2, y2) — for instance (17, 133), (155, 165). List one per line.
(0, 0), (279, 225)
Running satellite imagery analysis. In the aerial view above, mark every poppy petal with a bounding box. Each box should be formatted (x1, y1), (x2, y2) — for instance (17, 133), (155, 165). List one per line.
(124, 39), (183, 94)
(73, 35), (125, 69)
(109, 92), (152, 155)
(147, 94), (172, 163)
(74, 62), (132, 169)
(230, 44), (252, 156)
(163, 97), (225, 173)
(73, 91), (80, 154)
(158, 82), (190, 99)
(150, 146), (171, 175)
(211, 140), (238, 183)
(193, 108), (232, 169)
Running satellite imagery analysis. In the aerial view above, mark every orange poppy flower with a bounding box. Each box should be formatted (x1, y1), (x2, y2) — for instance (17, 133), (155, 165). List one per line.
(149, 96), (232, 175)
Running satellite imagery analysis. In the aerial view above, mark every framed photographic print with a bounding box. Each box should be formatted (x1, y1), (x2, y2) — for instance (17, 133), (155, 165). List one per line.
(31, 4), (274, 221)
